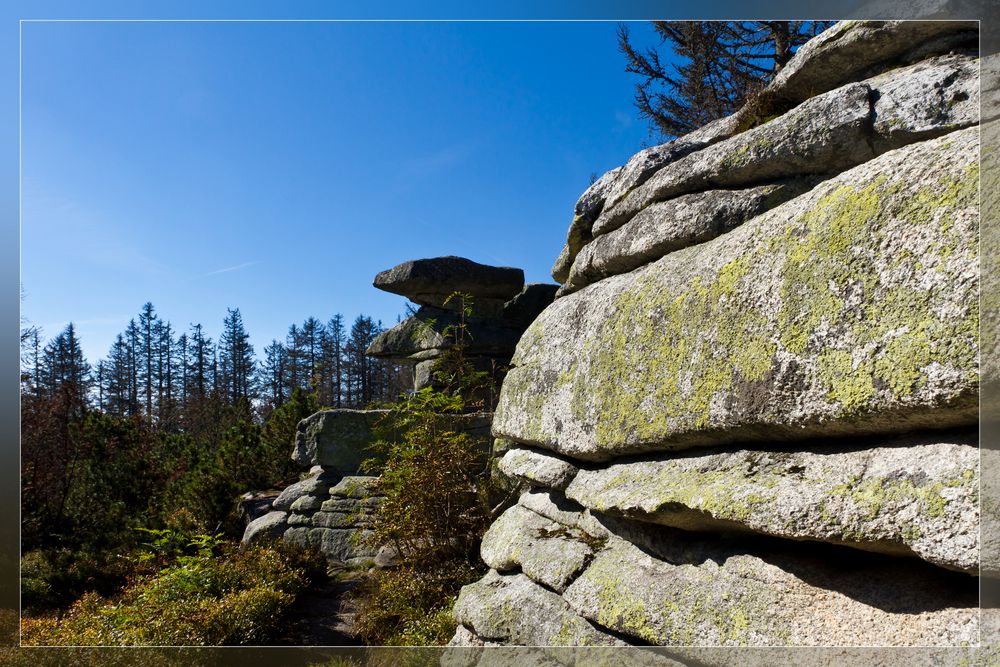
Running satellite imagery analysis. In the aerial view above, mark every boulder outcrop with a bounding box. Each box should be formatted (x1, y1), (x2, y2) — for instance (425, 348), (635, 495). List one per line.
(367, 256), (558, 392)
(452, 20), (981, 648)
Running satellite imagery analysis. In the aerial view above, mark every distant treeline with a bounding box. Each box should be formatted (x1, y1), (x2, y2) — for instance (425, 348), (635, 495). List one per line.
(21, 302), (408, 425)
(19, 302), (408, 610)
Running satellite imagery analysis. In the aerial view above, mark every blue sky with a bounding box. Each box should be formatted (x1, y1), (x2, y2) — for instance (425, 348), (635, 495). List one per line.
(20, 20), (663, 363)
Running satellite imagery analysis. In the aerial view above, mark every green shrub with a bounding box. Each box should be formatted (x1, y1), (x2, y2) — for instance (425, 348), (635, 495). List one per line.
(353, 293), (498, 646)
(353, 559), (481, 645)
(20, 540), (316, 646)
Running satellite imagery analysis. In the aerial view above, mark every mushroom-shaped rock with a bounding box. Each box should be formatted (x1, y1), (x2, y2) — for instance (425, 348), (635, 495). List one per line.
(373, 256), (525, 309)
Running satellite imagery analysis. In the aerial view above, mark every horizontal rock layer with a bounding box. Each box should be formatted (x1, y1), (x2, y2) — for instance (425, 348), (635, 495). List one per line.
(456, 491), (979, 647)
(552, 21), (976, 286)
(495, 128), (978, 461)
(373, 255), (525, 306)
(556, 51), (978, 293)
(561, 430), (979, 572)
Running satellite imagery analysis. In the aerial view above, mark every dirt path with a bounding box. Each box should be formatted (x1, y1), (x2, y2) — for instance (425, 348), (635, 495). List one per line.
(275, 570), (366, 646)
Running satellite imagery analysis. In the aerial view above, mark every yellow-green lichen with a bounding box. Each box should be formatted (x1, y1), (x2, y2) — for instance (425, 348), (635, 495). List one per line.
(560, 151), (978, 450)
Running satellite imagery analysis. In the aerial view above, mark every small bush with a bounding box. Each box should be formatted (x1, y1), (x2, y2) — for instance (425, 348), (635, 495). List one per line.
(353, 559), (481, 645)
(20, 540), (316, 646)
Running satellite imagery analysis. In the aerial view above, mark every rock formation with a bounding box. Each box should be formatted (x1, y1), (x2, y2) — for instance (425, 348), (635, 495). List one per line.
(451, 20), (982, 648)
(242, 257), (555, 565)
(367, 256), (558, 392)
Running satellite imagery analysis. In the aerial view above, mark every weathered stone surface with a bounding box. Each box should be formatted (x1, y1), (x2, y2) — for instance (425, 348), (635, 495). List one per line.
(869, 53), (979, 153)
(367, 305), (523, 359)
(311, 510), (371, 529)
(287, 512), (311, 526)
(453, 570), (622, 646)
(565, 431), (979, 572)
(565, 181), (809, 293)
(495, 128), (978, 461)
(281, 526), (309, 548)
(480, 504), (597, 592)
(550, 244), (574, 285)
(291, 409), (388, 470)
(562, 534), (978, 646)
(373, 256), (524, 306)
(320, 496), (382, 512)
(761, 21), (976, 111)
(328, 475), (381, 499)
(498, 448), (579, 491)
(271, 472), (339, 511)
(241, 511), (287, 544)
(517, 489), (609, 541)
(447, 624), (485, 648)
(306, 527), (378, 561)
(555, 116), (743, 285)
(502, 283), (559, 327)
(289, 494), (325, 512)
(593, 57), (979, 241)
(591, 82), (875, 238)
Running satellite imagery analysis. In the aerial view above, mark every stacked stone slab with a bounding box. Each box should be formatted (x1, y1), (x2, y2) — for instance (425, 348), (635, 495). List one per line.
(242, 406), (494, 565)
(367, 256), (558, 392)
(241, 410), (386, 565)
(451, 21), (982, 648)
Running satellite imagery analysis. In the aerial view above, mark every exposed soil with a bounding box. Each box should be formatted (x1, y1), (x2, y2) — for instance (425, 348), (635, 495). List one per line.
(274, 569), (367, 646)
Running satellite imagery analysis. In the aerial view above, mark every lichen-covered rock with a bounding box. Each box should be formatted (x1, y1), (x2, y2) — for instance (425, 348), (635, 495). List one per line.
(562, 535), (978, 646)
(495, 128), (978, 461)
(241, 511), (287, 544)
(869, 53), (979, 153)
(480, 504), (597, 592)
(564, 431), (978, 572)
(498, 448), (579, 491)
(289, 494), (325, 512)
(517, 489), (609, 541)
(453, 570), (622, 646)
(761, 21), (976, 110)
(591, 82), (875, 239)
(564, 181), (809, 293)
(328, 475), (381, 499)
(291, 409), (389, 470)
(366, 305), (523, 359)
(373, 256), (524, 308)
(306, 527), (377, 561)
(271, 471), (340, 511)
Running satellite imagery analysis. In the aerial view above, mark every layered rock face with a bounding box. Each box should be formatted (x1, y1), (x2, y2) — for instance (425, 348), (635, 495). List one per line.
(242, 257), (545, 565)
(367, 256), (558, 392)
(452, 21), (981, 648)
(241, 410), (387, 565)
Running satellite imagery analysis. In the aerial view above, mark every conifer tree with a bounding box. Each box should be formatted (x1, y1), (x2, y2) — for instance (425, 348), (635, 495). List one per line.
(618, 21), (833, 139)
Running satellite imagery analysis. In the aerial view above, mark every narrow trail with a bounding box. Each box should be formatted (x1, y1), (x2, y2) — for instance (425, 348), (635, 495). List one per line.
(275, 571), (366, 646)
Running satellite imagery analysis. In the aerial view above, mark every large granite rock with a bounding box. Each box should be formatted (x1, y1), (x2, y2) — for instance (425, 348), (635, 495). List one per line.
(591, 55), (978, 241)
(480, 504), (599, 592)
(562, 430), (979, 572)
(366, 306), (523, 360)
(241, 510), (288, 545)
(561, 534), (978, 646)
(564, 181), (809, 293)
(495, 128), (978, 461)
(554, 115), (742, 283)
(590, 81), (877, 239)
(759, 20), (976, 111)
(453, 570), (622, 646)
(291, 409), (389, 470)
(498, 447), (579, 491)
(373, 256), (524, 311)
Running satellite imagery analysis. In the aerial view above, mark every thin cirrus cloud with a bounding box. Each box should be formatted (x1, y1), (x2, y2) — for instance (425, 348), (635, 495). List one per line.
(203, 260), (261, 277)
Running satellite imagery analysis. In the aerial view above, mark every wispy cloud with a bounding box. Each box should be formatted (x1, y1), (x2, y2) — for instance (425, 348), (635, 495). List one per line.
(203, 260), (260, 277)
(396, 143), (475, 180)
(614, 110), (634, 132)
